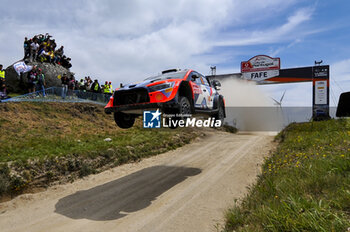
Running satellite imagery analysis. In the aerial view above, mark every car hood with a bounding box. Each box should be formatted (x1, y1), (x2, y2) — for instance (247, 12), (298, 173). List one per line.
(120, 79), (173, 90)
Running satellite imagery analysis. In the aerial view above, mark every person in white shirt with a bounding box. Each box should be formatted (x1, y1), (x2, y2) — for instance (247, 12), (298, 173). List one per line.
(30, 39), (39, 61)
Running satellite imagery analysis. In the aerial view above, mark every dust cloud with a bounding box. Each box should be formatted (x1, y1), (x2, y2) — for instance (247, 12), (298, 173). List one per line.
(218, 78), (284, 132)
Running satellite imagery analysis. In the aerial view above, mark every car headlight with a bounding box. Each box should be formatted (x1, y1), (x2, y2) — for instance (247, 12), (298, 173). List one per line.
(148, 82), (174, 92)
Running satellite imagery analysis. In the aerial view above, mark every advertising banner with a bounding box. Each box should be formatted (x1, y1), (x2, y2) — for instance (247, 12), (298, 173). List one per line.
(242, 70), (279, 81)
(241, 55), (280, 73)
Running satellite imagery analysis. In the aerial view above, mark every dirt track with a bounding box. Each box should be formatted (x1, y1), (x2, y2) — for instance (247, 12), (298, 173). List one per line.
(0, 130), (275, 232)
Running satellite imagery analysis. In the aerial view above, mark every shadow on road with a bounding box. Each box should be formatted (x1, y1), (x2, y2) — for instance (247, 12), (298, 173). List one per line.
(54, 165), (201, 221)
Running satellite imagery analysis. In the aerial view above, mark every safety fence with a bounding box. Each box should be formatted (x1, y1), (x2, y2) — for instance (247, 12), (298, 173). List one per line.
(2, 87), (111, 105)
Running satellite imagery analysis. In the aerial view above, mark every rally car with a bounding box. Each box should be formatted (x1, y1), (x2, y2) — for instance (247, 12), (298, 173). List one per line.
(105, 69), (225, 128)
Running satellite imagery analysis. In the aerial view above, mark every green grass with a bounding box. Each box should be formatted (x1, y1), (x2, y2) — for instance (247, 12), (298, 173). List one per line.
(0, 102), (195, 162)
(0, 102), (199, 197)
(224, 119), (350, 232)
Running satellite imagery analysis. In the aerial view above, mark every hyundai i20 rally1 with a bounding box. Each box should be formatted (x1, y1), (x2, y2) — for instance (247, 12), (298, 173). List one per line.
(105, 69), (225, 128)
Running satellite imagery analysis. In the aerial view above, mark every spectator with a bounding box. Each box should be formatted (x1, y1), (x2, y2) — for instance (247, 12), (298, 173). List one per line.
(103, 81), (109, 94)
(79, 79), (85, 90)
(27, 70), (37, 93)
(13, 61), (34, 90)
(48, 49), (55, 64)
(91, 79), (100, 93)
(50, 39), (57, 51)
(36, 69), (46, 97)
(44, 33), (51, 42)
(91, 79), (100, 100)
(74, 80), (79, 91)
(68, 76), (75, 97)
(38, 47), (51, 63)
(61, 74), (69, 99)
(0, 64), (5, 86)
(108, 81), (113, 94)
(54, 46), (64, 64)
(24, 37), (31, 59)
(30, 38), (39, 61)
(61, 56), (72, 69)
(0, 82), (7, 100)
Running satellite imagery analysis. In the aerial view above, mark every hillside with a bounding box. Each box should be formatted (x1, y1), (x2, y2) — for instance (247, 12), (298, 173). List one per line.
(0, 102), (201, 199)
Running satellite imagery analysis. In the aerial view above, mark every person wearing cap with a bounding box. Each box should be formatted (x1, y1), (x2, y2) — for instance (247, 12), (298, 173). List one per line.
(108, 81), (113, 94)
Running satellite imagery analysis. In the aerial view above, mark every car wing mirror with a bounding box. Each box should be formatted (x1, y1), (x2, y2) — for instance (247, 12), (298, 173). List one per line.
(212, 80), (221, 90)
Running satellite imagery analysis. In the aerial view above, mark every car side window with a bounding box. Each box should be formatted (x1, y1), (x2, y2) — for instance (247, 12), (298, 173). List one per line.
(190, 72), (202, 85)
(201, 75), (210, 86)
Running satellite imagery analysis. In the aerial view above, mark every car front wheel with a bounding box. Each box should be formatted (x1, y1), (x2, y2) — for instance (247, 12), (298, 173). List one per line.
(179, 96), (192, 115)
(114, 112), (135, 129)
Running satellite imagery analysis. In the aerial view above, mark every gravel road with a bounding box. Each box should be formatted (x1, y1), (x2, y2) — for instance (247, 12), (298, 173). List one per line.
(0, 130), (275, 232)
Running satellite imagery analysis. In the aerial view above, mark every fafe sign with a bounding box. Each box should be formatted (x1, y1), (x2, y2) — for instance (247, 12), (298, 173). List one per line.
(241, 55), (280, 81)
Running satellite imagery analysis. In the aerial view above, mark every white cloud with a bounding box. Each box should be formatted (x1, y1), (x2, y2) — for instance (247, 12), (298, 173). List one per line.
(0, 0), (316, 88)
(329, 59), (350, 105)
(214, 6), (314, 47)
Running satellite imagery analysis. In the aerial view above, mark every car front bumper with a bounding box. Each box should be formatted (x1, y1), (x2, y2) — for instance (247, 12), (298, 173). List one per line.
(105, 101), (180, 115)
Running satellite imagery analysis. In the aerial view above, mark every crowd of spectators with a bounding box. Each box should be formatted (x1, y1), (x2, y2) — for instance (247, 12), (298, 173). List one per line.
(24, 33), (72, 69)
(0, 33), (115, 102)
(60, 74), (114, 100)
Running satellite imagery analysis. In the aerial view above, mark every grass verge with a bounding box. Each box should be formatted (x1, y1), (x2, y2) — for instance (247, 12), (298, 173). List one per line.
(224, 119), (350, 232)
(0, 102), (202, 199)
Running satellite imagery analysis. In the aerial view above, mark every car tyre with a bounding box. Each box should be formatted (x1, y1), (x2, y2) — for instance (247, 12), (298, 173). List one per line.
(179, 96), (192, 115)
(114, 112), (135, 129)
(215, 101), (225, 126)
(166, 96), (192, 129)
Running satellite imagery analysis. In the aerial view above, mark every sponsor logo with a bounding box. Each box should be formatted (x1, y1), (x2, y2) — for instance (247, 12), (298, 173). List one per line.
(143, 109), (161, 128)
(241, 55), (280, 73)
(143, 109), (222, 128)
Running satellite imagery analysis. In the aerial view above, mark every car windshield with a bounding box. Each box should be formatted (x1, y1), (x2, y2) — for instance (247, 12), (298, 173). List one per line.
(144, 71), (187, 81)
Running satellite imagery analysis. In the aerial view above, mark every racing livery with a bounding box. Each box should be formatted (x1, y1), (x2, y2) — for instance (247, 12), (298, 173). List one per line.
(105, 69), (225, 128)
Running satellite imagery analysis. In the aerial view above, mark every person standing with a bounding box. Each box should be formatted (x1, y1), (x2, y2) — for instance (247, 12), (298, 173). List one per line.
(91, 79), (100, 93)
(36, 69), (46, 97)
(30, 38), (39, 62)
(103, 81), (109, 94)
(108, 81), (113, 94)
(79, 79), (85, 90)
(0, 64), (5, 86)
(91, 79), (100, 101)
(0, 64), (6, 98)
(23, 37), (31, 59)
(67, 77), (75, 98)
(61, 74), (69, 99)
(27, 70), (37, 93)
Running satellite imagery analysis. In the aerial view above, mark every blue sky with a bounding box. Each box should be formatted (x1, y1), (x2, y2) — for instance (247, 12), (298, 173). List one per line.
(0, 0), (349, 106)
